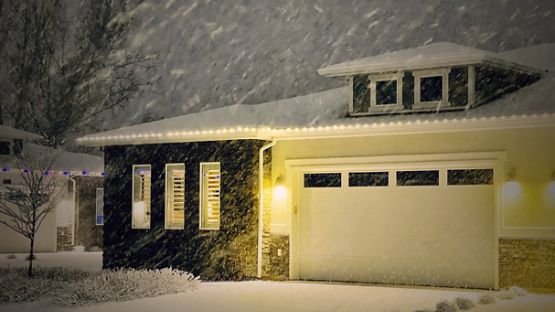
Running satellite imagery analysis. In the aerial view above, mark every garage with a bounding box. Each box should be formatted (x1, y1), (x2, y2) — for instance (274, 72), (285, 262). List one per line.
(295, 160), (497, 289)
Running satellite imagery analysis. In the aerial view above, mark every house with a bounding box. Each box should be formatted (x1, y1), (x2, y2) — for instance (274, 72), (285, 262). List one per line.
(0, 126), (104, 253)
(77, 42), (555, 289)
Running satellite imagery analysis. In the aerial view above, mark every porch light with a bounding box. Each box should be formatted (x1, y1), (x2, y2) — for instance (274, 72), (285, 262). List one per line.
(273, 175), (287, 201)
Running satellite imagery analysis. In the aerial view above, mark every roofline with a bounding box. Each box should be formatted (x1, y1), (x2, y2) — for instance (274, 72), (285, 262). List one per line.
(77, 113), (555, 147)
(0, 126), (42, 141)
(317, 55), (544, 78)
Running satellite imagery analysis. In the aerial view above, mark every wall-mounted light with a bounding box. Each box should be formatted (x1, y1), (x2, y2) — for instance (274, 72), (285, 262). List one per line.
(273, 175), (287, 201)
(506, 166), (517, 181)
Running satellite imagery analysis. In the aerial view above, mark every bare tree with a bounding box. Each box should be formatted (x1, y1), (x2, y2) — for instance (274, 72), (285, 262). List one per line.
(0, 0), (157, 147)
(0, 148), (63, 277)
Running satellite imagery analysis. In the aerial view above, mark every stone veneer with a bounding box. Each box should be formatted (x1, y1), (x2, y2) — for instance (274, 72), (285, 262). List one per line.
(499, 238), (555, 289)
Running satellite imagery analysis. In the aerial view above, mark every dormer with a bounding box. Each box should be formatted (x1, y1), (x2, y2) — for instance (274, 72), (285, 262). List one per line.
(318, 42), (544, 116)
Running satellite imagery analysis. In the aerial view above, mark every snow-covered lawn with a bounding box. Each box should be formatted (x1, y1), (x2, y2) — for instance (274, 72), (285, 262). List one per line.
(1, 252), (554, 311)
(0, 251), (102, 271)
(1, 280), (554, 312)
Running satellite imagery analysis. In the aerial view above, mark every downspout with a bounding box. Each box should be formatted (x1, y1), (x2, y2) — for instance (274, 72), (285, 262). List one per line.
(68, 178), (77, 246)
(257, 138), (277, 278)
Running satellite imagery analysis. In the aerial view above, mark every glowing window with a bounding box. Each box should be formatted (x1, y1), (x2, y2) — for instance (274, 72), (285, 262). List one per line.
(96, 188), (104, 225)
(200, 162), (221, 230)
(132, 165), (151, 229)
(165, 164), (185, 229)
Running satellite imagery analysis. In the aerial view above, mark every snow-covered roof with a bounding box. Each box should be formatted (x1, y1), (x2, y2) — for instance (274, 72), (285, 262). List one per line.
(1, 143), (104, 176)
(0, 125), (42, 141)
(317, 42), (543, 77)
(77, 43), (555, 147)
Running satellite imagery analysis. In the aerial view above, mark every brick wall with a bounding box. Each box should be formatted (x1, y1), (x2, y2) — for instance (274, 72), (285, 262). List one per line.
(499, 238), (555, 289)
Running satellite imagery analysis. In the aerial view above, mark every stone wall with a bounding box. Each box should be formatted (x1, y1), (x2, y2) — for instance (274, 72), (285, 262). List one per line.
(103, 140), (266, 280)
(499, 238), (555, 289)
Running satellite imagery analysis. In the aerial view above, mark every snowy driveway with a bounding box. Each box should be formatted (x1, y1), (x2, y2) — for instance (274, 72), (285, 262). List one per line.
(2, 280), (555, 312)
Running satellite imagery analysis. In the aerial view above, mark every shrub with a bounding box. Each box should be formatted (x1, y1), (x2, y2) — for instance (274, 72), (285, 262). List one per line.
(55, 268), (200, 306)
(0, 267), (199, 306)
(478, 294), (496, 304)
(508, 286), (527, 297)
(436, 300), (459, 312)
(454, 297), (475, 310)
(5, 254), (16, 260)
(496, 290), (515, 300)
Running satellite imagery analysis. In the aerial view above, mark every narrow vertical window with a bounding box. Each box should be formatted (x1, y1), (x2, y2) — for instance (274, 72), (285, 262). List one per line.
(165, 164), (185, 229)
(132, 165), (151, 229)
(96, 188), (104, 225)
(200, 162), (221, 230)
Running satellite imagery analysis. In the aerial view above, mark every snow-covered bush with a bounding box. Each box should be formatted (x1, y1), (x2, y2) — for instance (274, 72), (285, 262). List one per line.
(5, 254), (16, 259)
(435, 300), (459, 312)
(496, 290), (515, 300)
(508, 286), (527, 297)
(478, 294), (496, 304)
(55, 268), (200, 306)
(0, 267), (199, 306)
(0, 267), (91, 303)
(454, 297), (475, 310)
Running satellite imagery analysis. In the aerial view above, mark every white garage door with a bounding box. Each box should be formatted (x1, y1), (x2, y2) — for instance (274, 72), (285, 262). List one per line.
(298, 164), (496, 289)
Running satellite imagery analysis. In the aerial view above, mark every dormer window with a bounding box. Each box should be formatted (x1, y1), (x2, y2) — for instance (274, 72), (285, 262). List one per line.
(368, 73), (403, 112)
(413, 68), (450, 109)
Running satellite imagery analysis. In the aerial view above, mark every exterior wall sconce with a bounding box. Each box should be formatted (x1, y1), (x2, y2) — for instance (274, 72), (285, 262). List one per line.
(273, 175), (287, 201)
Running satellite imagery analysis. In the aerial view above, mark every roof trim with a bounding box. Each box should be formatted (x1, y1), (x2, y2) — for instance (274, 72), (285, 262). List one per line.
(77, 113), (555, 146)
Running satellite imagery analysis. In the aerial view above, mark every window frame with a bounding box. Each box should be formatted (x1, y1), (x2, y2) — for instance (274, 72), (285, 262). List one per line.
(413, 68), (450, 110)
(95, 187), (104, 226)
(165, 163), (186, 230)
(131, 164), (151, 230)
(368, 73), (404, 112)
(199, 162), (221, 231)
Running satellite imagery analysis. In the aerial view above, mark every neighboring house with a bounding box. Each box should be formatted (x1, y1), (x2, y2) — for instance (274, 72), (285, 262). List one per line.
(0, 126), (104, 253)
(77, 42), (555, 289)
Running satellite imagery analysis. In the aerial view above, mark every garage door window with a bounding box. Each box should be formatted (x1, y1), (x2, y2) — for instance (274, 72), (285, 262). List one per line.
(396, 170), (439, 186)
(349, 172), (388, 187)
(304, 173), (341, 188)
(447, 169), (493, 185)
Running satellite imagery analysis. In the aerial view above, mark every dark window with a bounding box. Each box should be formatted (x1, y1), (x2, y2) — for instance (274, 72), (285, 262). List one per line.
(0, 142), (10, 155)
(349, 172), (388, 187)
(2, 179), (11, 185)
(420, 76), (442, 102)
(376, 80), (397, 105)
(397, 170), (439, 186)
(448, 169), (493, 185)
(304, 173), (341, 188)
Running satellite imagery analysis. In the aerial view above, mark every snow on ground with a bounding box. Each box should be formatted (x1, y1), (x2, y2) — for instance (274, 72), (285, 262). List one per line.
(1, 281), (555, 312)
(1, 252), (554, 312)
(0, 251), (102, 272)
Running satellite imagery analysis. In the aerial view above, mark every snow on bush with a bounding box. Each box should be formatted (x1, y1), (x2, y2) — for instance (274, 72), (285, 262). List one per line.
(0, 267), (199, 306)
(508, 286), (527, 297)
(478, 293), (496, 304)
(454, 297), (475, 310)
(55, 268), (200, 306)
(435, 300), (459, 312)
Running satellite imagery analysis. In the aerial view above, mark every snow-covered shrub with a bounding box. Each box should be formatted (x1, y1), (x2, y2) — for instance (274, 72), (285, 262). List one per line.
(5, 253), (16, 259)
(0, 267), (91, 303)
(478, 294), (496, 304)
(413, 309), (434, 312)
(435, 300), (459, 312)
(55, 268), (200, 306)
(454, 297), (475, 310)
(508, 286), (527, 297)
